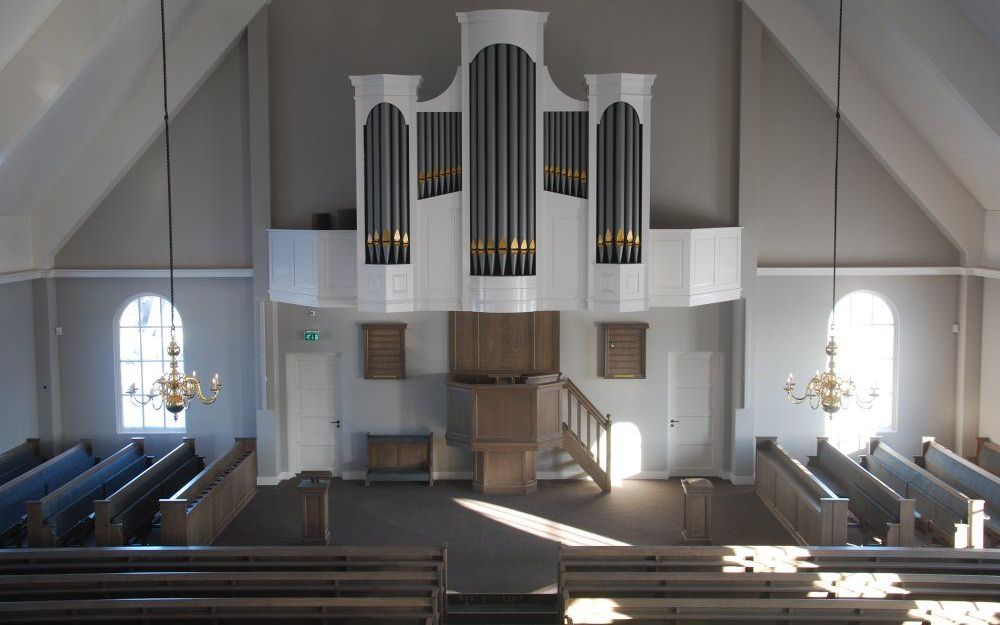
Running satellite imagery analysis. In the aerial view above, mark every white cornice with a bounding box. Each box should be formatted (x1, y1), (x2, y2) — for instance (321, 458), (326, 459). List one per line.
(0, 268), (252, 285)
(757, 266), (1000, 280)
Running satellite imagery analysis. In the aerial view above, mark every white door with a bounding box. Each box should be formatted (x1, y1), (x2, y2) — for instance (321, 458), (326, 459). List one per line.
(667, 352), (721, 476)
(287, 353), (339, 475)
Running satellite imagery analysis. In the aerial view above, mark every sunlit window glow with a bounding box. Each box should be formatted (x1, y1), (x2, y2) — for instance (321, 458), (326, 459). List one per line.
(453, 499), (629, 546)
(116, 295), (185, 432)
(827, 291), (896, 452)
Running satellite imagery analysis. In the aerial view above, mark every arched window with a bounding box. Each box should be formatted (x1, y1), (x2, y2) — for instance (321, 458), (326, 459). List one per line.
(828, 291), (897, 440)
(116, 294), (184, 432)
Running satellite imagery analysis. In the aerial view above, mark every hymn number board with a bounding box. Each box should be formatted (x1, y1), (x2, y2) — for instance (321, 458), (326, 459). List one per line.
(601, 322), (648, 379)
(362, 323), (407, 380)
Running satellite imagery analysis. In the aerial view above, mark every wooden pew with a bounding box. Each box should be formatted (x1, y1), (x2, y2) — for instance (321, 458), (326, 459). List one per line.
(806, 437), (915, 546)
(559, 545), (1000, 624)
(0, 439), (44, 488)
(0, 441), (96, 546)
(862, 438), (985, 548)
(160, 437), (257, 545)
(977, 437), (1000, 477)
(916, 436), (1000, 545)
(93, 437), (204, 546)
(26, 438), (149, 547)
(0, 545), (448, 624)
(754, 437), (849, 545)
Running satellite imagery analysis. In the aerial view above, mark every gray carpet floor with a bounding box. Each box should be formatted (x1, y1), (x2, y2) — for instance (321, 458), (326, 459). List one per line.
(215, 478), (795, 593)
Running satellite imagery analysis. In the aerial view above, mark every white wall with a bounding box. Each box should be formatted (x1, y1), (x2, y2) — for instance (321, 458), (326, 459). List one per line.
(54, 277), (255, 462)
(0, 281), (38, 451)
(754, 275), (959, 461)
(274, 305), (732, 479)
(981, 279), (1000, 440)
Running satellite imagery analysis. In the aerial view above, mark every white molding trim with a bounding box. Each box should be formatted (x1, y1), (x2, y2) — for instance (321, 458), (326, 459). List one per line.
(257, 471), (293, 486)
(0, 270), (44, 285)
(758, 266), (1000, 280)
(0, 268), (253, 284)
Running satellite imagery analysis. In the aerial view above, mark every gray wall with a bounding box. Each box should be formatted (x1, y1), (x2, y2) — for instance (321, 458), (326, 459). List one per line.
(275, 305), (732, 478)
(55, 277), (255, 463)
(268, 0), (739, 229)
(55, 37), (252, 269)
(0, 281), (38, 451)
(753, 275), (959, 461)
(757, 35), (959, 266)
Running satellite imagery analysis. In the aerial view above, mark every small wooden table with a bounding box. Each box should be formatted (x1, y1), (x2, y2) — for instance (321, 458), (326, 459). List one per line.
(297, 472), (331, 545)
(365, 434), (433, 487)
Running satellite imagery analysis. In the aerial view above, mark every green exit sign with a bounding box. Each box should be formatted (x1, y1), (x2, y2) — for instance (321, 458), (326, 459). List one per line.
(303, 330), (321, 342)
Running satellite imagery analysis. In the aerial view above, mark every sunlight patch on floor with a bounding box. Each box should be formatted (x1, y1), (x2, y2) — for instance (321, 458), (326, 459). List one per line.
(453, 498), (630, 546)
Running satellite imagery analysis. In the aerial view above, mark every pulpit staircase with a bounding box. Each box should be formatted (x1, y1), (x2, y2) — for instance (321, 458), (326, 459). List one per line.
(559, 379), (612, 492)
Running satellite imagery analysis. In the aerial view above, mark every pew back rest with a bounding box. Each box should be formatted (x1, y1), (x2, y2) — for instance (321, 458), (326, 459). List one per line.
(866, 439), (969, 527)
(0, 442), (94, 533)
(0, 439), (44, 487)
(102, 439), (200, 522)
(755, 438), (847, 545)
(167, 439), (255, 502)
(31, 440), (145, 525)
(978, 438), (1000, 478)
(922, 439), (1000, 525)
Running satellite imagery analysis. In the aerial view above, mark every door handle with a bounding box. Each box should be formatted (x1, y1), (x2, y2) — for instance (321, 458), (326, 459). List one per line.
(330, 420), (341, 428)
(669, 419), (679, 427)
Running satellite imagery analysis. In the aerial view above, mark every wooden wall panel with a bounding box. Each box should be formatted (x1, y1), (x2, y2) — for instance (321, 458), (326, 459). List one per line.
(449, 311), (559, 374)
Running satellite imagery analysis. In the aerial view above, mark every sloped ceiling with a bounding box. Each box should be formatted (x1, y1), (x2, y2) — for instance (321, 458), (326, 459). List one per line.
(0, 0), (265, 273)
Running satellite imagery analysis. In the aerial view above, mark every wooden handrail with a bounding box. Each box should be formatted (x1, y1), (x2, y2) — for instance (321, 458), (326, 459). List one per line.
(564, 379), (610, 428)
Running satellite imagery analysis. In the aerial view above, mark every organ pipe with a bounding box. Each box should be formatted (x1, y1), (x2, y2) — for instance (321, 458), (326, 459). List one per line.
(364, 103), (410, 264)
(417, 112), (462, 200)
(543, 111), (588, 199)
(469, 43), (535, 277)
(596, 102), (641, 264)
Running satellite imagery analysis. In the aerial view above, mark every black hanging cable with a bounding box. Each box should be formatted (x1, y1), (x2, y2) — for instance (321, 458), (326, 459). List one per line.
(831, 0), (844, 329)
(160, 0), (176, 331)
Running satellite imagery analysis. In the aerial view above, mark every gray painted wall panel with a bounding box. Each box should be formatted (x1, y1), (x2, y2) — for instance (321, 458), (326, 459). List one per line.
(0, 281), (38, 451)
(55, 38), (252, 269)
(758, 35), (959, 266)
(54, 278), (255, 463)
(754, 275), (959, 461)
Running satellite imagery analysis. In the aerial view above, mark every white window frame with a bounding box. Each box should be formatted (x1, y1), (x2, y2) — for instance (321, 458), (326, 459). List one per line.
(828, 289), (900, 433)
(114, 292), (187, 434)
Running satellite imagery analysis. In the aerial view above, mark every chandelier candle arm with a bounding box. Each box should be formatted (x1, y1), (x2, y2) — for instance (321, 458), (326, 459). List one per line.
(125, 0), (221, 420)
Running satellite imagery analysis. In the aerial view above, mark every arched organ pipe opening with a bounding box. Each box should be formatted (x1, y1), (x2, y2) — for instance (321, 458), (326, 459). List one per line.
(469, 43), (536, 277)
(596, 102), (642, 264)
(364, 103), (410, 264)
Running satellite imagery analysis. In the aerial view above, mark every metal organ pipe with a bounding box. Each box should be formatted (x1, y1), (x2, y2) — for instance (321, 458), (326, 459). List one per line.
(417, 112), (461, 200)
(543, 111), (588, 199)
(469, 43), (536, 277)
(364, 103), (410, 264)
(596, 102), (641, 264)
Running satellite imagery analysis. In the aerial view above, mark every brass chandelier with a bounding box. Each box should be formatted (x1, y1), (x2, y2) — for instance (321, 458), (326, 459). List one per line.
(127, 0), (220, 416)
(782, 0), (877, 418)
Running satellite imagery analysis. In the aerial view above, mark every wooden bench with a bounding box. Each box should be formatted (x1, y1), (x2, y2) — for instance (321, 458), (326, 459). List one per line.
(0, 545), (448, 624)
(366, 433), (434, 486)
(754, 437), (848, 545)
(559, 545), (1000, 624)
(977, 437), (1000, 477)
(863, 438), (986, 548)
(916, 437), (1000, 545)
(26, 438), (149, 547)
(0, 596), (440, 624)
(159, 437), (257, 545)
(0, 439), (44, 488)
(0, 441), (96, 546)
(806, 437), (915, 546)
(94, 437), (205, 546)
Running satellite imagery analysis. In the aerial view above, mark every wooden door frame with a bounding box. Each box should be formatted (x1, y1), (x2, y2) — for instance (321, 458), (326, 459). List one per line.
(286, 352), (341, 477)
(666, 351), (724, 478)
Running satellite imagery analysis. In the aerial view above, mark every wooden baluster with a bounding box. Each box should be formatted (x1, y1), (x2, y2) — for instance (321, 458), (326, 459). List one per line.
(606, 414), (612, 485)
(576, 398), (582, 439)
(587, 409), (592, 452)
